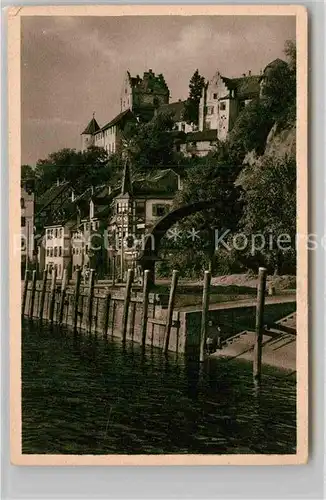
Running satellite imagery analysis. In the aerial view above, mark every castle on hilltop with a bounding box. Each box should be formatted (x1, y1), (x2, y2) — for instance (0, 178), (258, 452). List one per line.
(81, 59), (286, 157)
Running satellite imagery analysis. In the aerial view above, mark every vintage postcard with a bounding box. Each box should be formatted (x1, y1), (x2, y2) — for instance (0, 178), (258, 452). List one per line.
(8, 5), (308, 465)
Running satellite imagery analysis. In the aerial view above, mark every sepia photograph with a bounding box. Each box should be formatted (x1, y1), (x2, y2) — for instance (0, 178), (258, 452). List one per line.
(9, 5), (308, 465)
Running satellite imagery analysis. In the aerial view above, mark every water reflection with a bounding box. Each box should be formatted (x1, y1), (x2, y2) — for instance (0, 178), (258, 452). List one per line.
(22, 321), (296, 455)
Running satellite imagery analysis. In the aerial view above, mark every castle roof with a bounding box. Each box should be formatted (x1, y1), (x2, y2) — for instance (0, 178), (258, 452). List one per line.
(98, 109), (135, 133)
(128, 69), (169, 94)
(222, 75), (261, 100)
(81, 117), (100, 135)
(159, 100), (186, 122)
(263, 58), (288, 73)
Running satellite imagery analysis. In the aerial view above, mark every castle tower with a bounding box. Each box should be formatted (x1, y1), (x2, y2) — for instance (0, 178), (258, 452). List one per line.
(121, 70), (170, 122)
(81, 114), (100, 151)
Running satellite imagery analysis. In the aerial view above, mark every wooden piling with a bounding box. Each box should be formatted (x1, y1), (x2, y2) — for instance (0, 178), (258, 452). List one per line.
(128, 301), (136, 341)
(86, 269), (95, 332)
(199, 270), (211, 362)
(21, 269), (29, 316)
(121, 268), (134, 343)
(102, 292), (111, 337)
(38, 268), (48, 320)
(48, 267), (57, 324)
(140, 270), (150, 348)
(28, 270), (37, 319)
(163, 270), (179, 355)
(73, 268), (81, 331)
(58, 269), (68, 325)
(253, 267), (267, 384)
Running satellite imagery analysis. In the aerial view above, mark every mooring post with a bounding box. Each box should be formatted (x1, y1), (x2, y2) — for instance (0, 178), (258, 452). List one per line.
(129, 301), (136, 341)
(253, 267), (268, 384)
(86, 269), (95, 333)
(38, 268), (48, 321)
(163, 270), (179, 355)
(28, 270), (37, 320)
(121, 268), (134, 343)
(102, 292), (111, 337)
(140, 270), (150, 348)
(49, 267), (57, 324)
(21, 269), (29, 316)
(73, 268), (81, 331)
(199, 270), (211, 362)
(58, 269), (68, 326)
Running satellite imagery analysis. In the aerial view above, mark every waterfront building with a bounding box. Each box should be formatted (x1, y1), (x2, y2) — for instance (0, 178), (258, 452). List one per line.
(44, 222), (74, 279)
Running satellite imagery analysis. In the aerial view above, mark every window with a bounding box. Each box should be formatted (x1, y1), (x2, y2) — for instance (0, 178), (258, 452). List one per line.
(21, 216), (26, 227)
(21, 238), (25, 249)
(220, 102), (226, 111)
(59, 228), (62, 238)
(205, 121), (211, 130)
(86, 245), (88, 254)
(73, 248), (75, 255)
(206, 106), (214, 115)
(54, 246), (58, 257)
(213, 93), (218, 99)
(20, 197), (25, 209)
(59, 246), (62, 257)
(181, 123), (186, 132)
(152, 204), (169, 217)
(46, 248), (50, 256)
(54, 228), (58, 238)
(50, 248), (53, 257)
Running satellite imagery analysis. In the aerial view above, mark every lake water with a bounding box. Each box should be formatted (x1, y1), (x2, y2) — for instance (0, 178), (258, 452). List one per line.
(22, 320), (296, 455)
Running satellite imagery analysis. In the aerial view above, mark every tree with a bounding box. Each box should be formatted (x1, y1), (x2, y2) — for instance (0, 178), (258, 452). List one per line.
(183, 69), (205, 126)
(260, 56), (296, 126)
(31, 146), (111, 196)
(159, 150), (243, 276)
(125, 110), (179, 173)
(228, 99), (274, 161)
(235, 154), (296, 274)
(21, 164), (36, 184)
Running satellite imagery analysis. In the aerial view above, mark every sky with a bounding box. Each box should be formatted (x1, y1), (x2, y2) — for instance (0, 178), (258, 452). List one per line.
(21, 15), (296, 165)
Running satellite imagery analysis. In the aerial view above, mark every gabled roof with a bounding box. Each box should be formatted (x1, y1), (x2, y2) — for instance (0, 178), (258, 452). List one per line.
(98, 109), (135, 133)
(81, 117), (100, 135)
(263, 58), (288, 73)
(159, 100), (186, 122)
(132, 169), (179, 196)
(35, 181), (71, 215)
(222, 75), (261, 100)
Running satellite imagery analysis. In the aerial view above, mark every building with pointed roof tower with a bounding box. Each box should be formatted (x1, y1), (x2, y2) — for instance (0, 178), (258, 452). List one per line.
(81, 114), (101, 151)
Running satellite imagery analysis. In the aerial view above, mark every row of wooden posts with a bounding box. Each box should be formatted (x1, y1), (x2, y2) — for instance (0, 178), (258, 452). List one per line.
(22, 265), (268, 380)
(22, 267), (181, 354)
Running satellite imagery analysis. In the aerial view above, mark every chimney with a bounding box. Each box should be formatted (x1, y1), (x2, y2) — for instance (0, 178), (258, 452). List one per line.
(248, 70), (252, 76)
(242, 73), (246, 77)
